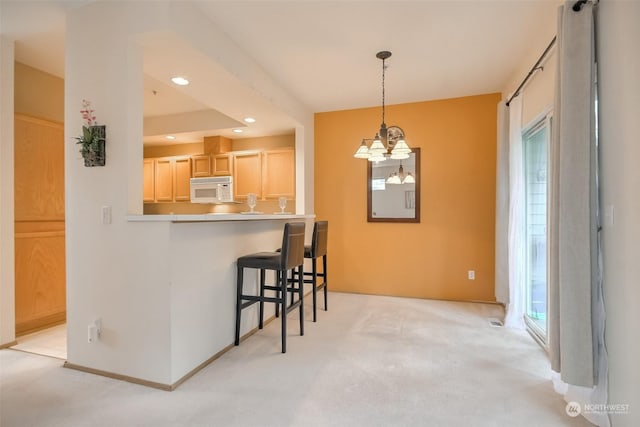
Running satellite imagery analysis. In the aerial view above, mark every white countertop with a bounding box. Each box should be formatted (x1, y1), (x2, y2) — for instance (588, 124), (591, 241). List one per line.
(127, 213), (314, 222)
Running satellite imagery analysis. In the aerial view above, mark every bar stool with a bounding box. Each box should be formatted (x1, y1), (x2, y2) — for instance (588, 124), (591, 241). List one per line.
(303, 221), (328, 322)
(235, 222), (305, 353)
(277, 221), (328, 322)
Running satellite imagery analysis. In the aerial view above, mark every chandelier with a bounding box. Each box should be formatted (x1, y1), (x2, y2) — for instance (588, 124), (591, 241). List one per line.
(353, 51), (412, 162)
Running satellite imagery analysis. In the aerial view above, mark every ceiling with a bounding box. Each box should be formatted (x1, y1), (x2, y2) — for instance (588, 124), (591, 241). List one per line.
(0, 0), (560, 145)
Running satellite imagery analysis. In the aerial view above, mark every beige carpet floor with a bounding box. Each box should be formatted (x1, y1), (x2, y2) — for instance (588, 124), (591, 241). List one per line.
(0, 292), (592, 427)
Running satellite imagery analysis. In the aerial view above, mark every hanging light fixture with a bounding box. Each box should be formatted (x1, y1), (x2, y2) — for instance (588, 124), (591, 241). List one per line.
(354, 51), (412, 162)
(386, 161), (416, 184)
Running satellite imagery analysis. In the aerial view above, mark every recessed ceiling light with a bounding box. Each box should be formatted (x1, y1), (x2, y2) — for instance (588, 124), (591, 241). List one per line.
(170, 76), (189, 86)
(243, 117), (256, 123)
(166, 135), (176, 140)
(232, 129), (244, 133)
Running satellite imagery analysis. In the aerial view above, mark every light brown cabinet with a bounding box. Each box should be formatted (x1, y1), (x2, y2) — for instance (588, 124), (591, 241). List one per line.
(191, 154), (211, 177)
(232, 148), (295, 200)
(14, 114), (66, 335)
(213, 153), (233, 176)
(262, 149), (295, 199)
(233, 151), (262, 200)
(143, 158), (155, 202)
(174, 157), (191, 201)
(146, 156), (192, 202)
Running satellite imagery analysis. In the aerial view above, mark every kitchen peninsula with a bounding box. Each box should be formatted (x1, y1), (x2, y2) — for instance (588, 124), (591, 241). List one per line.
(117, 212), (314, 389)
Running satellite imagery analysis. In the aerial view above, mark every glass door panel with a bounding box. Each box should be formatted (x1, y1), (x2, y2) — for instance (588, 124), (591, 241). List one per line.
(523, 118), (549, 339)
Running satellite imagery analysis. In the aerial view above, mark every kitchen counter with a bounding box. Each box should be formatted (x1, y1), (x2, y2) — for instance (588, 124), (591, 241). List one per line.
(127, 213), (313, 222)
(120, 213), (316, 384)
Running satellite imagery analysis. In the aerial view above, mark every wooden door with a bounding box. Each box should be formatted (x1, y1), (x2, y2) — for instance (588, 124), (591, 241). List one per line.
(213, 153), (233, 176)
(154, 158), (173, 202)
(14, 114), (66, 335)
(174, 157), (191, 201)
(143, 159), (155, 202)
(191, 154), (211, 177)
(262, 149), (295, 199)
(233, 152), (262, 200)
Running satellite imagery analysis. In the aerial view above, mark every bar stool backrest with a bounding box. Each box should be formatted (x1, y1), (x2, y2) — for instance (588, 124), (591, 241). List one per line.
(311, 221), (328, 258)
(281, 222), (306, 270)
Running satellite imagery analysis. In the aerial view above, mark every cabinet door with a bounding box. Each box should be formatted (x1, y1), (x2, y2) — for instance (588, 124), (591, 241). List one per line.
(262, 149), (295, 199)
(174, 157), (192, 201)
(233, 152), (262, 200)
(213, 153), (233, 176)
(191, 154), (211, 177)
(155, 158), (174, 202)
(143, 159), (155, 202)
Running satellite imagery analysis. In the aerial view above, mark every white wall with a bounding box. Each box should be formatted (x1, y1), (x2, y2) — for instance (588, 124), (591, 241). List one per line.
(597, 1), (640, 425)
(0, 36), (15, 346)
(64, 0), (314, 385)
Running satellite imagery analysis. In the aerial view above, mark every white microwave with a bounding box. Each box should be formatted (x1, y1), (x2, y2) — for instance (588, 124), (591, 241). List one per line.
(190, 176), (234, 203)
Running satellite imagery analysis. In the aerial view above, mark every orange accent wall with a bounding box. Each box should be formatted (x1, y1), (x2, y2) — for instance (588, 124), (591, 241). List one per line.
(315, 93), (500, 302)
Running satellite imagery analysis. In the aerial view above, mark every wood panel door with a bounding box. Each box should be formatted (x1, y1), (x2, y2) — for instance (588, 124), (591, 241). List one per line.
(213, 153), (232, 176)
(233, 152), (262, 200)
(143, 159), (155, 202)
(262, 149), (295, 199)
(14, 114), (66, 335)
(191, 154), (211, 177)
(174, 157), (192, 201)
(154, 158), (173, 202)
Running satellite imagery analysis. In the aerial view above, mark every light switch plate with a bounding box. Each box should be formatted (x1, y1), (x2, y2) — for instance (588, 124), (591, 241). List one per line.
(102, 206), (112, 224)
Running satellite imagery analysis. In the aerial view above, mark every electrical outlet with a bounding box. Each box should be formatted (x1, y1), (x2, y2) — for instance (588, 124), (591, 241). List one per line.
(468, 270), (475, 280)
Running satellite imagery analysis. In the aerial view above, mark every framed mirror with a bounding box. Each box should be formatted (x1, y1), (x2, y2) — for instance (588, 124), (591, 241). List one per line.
(367, 148), (420, 223)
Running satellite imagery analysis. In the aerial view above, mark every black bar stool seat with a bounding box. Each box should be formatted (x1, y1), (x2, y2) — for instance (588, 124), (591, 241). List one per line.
(235, 222), (306, 353)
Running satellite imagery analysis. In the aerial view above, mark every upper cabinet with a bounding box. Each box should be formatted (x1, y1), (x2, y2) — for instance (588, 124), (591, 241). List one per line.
(173, 157), (191, 201)
(262, 149), (295, 199)
(143, 144), (294, 203)
(232, 148), (295, 200)
(145, 156), (192, 202)
(191, 154), (211, 177)
(143, 159), (155, 202)
(213, 153), (233, 176)
(233, 151), (262, 200)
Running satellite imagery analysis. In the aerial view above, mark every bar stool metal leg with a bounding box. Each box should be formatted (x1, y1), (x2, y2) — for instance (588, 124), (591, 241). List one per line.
(312, 257), (318, 322)
(323, 254), (328, 311)
(259, 269), (265, 329)
(235, 265), (243, 345)
(298, 264), (305, 334)
(280, 268), (287, 353)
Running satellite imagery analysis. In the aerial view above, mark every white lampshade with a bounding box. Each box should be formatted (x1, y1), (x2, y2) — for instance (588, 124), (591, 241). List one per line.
(390, 151), (410, 160)
(403, 173), (415, 184)
(391, 139), (411, 154)
(368, 152), (386, 162)
(387, 173), (402, 184)
(353, 141), (371, 159)
(369, 134), (387, 154)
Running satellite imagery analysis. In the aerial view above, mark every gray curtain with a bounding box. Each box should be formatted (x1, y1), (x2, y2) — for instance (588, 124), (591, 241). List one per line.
(549, 1), (602, 388)
(495, 101), (510, 305)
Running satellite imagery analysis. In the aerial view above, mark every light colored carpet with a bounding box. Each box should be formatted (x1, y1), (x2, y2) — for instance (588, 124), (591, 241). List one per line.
(0, 292), (592, 427)
(11, 323), (67, 360)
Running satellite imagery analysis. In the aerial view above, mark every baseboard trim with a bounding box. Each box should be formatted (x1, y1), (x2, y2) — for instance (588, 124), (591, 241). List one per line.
(0, 340), (18, 349)
(64, 362), (173, 391)
(16, 312), (66, 337)
(63, 314), (279, 392)
(330, 290), (504, 307)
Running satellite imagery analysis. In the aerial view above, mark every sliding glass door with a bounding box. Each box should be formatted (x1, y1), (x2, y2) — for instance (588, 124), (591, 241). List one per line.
(523, 115), (551, 341)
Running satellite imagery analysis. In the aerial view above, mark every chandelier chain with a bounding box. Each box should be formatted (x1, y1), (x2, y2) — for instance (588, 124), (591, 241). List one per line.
(381, 58), (386, 125)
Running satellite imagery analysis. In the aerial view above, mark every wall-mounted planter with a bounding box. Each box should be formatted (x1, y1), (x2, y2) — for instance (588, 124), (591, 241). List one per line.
(80, 125), (106, 167)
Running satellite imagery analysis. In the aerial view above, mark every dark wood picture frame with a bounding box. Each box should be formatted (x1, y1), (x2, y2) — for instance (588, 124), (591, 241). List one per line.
(367, 147), (420, 223)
